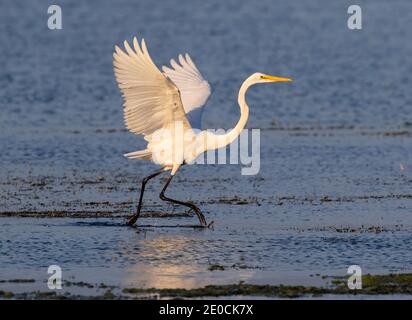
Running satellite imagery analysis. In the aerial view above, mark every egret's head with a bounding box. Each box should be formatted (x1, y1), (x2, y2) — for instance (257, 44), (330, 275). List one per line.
(252, 72), (293, 84)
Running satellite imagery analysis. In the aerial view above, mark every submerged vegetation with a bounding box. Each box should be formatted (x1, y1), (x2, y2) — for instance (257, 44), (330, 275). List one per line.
(121, 273), (412, 299)
(1, 273), (412, 299)
(121, 274), (412, 298)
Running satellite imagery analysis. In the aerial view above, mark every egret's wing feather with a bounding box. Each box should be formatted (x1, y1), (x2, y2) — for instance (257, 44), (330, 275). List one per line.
(162, 54), (211, 129)
(113, 38), (192, 136)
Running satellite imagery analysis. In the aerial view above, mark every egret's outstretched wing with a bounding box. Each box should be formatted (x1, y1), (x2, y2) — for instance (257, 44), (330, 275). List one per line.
(162, 54), (211, 129)
(113, 38), (191, 136)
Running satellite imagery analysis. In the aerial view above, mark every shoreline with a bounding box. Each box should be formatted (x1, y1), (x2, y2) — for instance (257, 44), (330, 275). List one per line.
(1, 273), (412, 299)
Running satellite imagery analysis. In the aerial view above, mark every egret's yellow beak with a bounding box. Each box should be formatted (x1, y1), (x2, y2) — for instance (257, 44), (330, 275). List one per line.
(261, 75), (293, 82)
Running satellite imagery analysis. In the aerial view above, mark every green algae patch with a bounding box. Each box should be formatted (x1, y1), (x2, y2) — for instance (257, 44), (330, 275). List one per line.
(0, 290), (15, 299)
(319, 273), (412, 295)
(355, 273), (412, 294)
(63, 280), (94, 288)
(123, 283), (331, 298)
(2, 273), (412, 299)
(0, 279), (35, 283)
(208, 264), (225, 271)
(123, 273), (412, 298)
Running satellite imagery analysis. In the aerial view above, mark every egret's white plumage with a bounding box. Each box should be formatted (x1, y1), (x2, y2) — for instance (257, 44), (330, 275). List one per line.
(113, 38), (191, 137)
(162, 54), (211, 129)
(113, 38), (211, 174)
(113, 37), (292, 226)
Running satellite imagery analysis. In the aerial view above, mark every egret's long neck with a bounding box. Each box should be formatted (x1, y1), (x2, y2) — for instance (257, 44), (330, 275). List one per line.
(212, 77), (254, 149)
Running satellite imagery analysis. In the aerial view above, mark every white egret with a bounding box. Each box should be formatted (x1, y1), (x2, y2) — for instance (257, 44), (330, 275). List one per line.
(113, 37), (292, 227)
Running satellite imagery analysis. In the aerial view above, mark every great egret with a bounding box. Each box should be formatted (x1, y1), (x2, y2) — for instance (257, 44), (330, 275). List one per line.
(113, 37), (292, 227)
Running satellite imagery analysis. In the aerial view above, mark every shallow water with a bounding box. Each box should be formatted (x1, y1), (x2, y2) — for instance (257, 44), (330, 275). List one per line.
(1, 0), (412, 297)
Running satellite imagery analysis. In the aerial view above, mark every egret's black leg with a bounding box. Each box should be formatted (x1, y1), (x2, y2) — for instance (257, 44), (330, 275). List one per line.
(159, 174), (208, 227)
(127, 168), (164, 226)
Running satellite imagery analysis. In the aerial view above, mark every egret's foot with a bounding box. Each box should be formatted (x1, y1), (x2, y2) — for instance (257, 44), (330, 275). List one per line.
(126, 215), (138, 226)
(207, 220), (215, 229)
(186, 208), (208, 227)
(126, 207), (211, 229)
(195, 220), (213, 229)
(192, 207), (208, 226)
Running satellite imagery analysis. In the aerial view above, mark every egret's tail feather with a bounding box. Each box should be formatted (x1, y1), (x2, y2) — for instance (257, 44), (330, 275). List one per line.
(124, 149), (152, 160)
